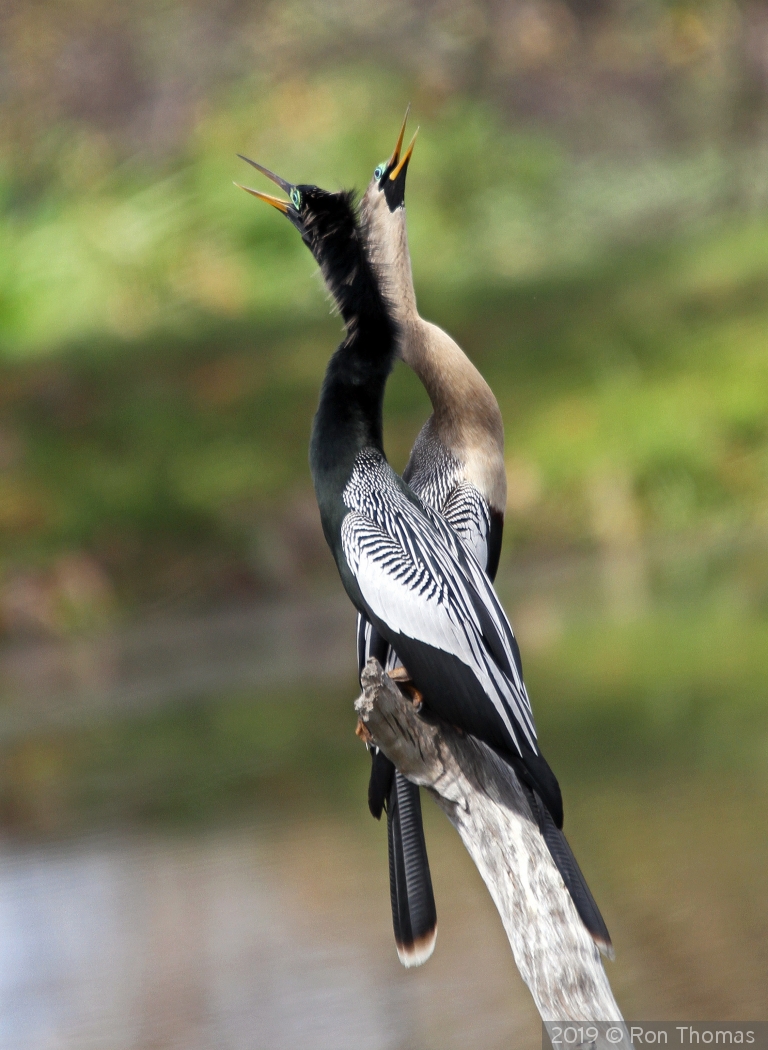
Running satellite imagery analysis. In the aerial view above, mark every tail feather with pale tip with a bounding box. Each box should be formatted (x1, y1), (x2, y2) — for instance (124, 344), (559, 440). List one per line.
(387, 770), (437, 967)
(523, 784), (613, 957)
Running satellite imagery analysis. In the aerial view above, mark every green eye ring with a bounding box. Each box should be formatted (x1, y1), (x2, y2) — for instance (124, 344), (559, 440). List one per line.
(290, 188), (301, 208)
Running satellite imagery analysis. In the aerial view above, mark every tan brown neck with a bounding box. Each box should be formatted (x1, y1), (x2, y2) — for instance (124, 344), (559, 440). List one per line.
(404, 318), (506, 510)
(362, 191), (506, 509)
(372, 206), (419, 321)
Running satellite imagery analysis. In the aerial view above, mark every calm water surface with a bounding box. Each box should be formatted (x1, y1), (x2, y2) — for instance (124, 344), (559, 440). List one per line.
(0, 775), (765, 1050)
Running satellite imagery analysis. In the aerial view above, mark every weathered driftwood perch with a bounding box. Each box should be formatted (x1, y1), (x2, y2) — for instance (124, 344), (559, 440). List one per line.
(356, 658), (632, 1049)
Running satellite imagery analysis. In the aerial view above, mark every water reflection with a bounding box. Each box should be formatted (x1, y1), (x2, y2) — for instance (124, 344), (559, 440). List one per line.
(0, 773), (765, 1050)
(0, 821), (540, 1050)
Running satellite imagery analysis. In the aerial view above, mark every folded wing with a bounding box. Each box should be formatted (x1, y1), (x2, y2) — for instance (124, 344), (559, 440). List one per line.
(341, 450), (536, 754)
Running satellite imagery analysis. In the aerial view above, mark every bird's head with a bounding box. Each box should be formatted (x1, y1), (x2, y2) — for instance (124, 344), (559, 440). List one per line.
(236, 158), (369, 320)
(359, 109), (418, 328)
(235, 158), (356, 263)
(365, 106), (417, 216)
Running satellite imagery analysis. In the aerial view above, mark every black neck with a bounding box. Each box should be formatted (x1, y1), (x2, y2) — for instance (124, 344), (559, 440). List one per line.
(307, 193), (397, 516)
(302, 191), (385, 328)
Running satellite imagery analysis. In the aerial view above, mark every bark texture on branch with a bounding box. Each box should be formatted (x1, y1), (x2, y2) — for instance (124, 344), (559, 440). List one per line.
(356, 659), (632, 1049)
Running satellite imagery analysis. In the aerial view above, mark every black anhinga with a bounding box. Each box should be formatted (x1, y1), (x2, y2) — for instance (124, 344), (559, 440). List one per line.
(235, 156), (611, 958)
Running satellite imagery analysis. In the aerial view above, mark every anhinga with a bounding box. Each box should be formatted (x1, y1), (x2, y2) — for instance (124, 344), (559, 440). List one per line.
(354, 110), (510, 966)
(235, 153), (612, 960)
(361, 110), (506, 573)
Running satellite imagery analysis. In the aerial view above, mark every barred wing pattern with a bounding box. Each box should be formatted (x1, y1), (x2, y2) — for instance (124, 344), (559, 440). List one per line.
(441, 481), (491, 570)
(404, 427), (491, 570)
(342, 449), (536, 753)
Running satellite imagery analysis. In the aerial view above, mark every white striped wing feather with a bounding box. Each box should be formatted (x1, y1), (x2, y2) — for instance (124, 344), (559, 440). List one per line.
(342, 451), (536, 752)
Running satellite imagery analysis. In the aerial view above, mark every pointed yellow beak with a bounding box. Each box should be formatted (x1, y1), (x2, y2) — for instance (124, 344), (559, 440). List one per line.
(389, 129), (418, 182)
(387, 105), (411, 170)
(234, 182), (289, 213)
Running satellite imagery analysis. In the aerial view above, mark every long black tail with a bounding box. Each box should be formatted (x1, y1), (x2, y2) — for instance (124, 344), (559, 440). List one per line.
(388, 771), (438, 966)
(522, 783), (613, 955)
(369, 749), (437, 966)
(361, 618), (436, 965)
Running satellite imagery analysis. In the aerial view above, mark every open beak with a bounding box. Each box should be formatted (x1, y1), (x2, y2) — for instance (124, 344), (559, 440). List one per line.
(387, 105), (410, 171)
(235, 155), (294, 212)
(390, 129), (418, 182)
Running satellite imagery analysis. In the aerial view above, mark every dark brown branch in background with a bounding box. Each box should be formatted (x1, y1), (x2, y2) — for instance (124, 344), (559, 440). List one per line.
(356, 659), (633, 1049)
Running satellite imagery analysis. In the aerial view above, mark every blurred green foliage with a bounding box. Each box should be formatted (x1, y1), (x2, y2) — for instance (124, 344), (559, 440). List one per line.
(3, 10), (768, 622)
(4, 146), (768, 613)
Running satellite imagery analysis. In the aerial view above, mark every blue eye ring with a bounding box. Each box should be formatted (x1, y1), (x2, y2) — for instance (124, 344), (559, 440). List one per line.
(374, 166), (383, 181)
(290, 188), (301, 208)
(374, 159), (388, 183)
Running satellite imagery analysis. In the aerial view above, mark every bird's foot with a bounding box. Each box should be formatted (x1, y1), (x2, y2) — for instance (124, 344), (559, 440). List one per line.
(355, 718), (373, 744)
(387, 666), (412, 683)
(386, 667), (424, 711)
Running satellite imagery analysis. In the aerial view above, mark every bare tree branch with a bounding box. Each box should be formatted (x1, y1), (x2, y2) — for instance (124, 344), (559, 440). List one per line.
(356, 658), (632, 1049)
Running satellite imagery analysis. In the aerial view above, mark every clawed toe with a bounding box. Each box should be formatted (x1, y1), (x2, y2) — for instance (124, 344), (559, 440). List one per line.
(387, 666), (412, 683)
(386, 668), (423, 710)
(355, 717), (373, 743)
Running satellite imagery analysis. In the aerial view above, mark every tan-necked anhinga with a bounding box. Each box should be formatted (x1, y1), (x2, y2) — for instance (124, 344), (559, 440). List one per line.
(355, 111), (510, 966)
(235, 156), (611, 963)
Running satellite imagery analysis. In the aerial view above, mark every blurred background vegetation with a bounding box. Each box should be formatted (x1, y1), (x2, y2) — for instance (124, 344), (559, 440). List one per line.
(1, 1), (768, 1045)
(6, 0), (768, 609)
